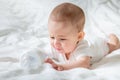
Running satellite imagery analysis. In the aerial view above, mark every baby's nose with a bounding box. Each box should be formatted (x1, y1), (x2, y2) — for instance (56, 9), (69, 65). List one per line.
(54, 40), (61, 48)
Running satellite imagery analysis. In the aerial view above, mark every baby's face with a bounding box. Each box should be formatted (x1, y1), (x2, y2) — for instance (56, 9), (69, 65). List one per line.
(48, 20), (81, 54)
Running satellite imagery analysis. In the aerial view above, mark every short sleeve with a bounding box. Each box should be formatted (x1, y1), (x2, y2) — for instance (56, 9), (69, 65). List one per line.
(72, 40), (94, 60)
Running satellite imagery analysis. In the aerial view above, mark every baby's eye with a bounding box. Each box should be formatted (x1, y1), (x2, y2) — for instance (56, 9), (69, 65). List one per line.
(60, 39), (67, 41)
(50, 37), (55, 39)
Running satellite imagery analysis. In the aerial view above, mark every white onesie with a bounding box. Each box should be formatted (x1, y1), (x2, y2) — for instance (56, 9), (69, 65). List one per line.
(50, 37), (109, 64)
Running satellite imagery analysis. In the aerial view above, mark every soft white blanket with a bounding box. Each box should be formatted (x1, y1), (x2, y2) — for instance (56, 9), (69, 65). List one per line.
(0, 0), (120, 80)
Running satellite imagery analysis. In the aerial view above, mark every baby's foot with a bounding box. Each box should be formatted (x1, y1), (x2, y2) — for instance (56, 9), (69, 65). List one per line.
(108, 34), (120, 53)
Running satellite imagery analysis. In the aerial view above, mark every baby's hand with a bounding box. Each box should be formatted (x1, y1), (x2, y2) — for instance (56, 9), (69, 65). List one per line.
(45, 58), (64, 71)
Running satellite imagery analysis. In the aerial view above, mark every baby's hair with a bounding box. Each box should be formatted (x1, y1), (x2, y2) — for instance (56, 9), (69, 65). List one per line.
(49, 2), (85, 32)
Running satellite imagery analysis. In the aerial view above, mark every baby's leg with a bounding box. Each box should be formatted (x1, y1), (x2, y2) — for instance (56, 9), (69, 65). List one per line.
(107, 34), (120, 53)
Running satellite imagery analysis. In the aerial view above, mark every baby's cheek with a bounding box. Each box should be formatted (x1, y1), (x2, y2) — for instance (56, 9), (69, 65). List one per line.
(63, 44), (71, 51)
(69, 44), (76, 51)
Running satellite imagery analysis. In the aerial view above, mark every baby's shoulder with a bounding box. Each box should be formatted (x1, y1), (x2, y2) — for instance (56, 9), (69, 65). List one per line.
(77, 39), (89, 48)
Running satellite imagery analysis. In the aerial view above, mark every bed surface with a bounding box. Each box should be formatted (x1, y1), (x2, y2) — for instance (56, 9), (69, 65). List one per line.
(0, 0), (120, 80)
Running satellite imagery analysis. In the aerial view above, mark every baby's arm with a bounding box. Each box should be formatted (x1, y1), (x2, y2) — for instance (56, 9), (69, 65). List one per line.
(59, 56), (91, 70)
(45, 56), (91, 71)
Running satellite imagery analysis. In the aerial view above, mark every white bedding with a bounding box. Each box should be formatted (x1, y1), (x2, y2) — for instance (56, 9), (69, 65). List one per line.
(0, 0), (120, 80)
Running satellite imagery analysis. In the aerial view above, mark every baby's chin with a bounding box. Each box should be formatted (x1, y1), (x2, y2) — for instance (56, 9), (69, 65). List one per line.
(56, 49), (65, 54)
(58, 50), (71, 55)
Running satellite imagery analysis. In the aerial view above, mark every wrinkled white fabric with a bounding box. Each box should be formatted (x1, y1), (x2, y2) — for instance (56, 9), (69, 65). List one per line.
(0, 0), (120, 80)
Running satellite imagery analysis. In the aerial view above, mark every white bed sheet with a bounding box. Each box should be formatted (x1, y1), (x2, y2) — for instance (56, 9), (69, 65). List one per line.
(0, 0), (120, 80)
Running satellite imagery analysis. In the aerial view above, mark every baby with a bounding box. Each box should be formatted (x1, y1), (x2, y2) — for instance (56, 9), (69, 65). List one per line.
(45, 2), (120, 71)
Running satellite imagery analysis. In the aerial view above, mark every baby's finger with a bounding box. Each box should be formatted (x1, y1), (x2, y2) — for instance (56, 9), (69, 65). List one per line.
(45, 58), (59, 70)
(51, 63), (58, 68)
(57, 66), (64, 71)
(45, 58), (53, 64)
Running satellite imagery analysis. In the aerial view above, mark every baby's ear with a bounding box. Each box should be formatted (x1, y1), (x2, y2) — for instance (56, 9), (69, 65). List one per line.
(78, 31), (85, 41)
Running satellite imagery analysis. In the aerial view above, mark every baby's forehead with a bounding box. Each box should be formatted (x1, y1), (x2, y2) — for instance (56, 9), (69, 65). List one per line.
(49, 19), (75, 27)
(49, 19), (78, 32)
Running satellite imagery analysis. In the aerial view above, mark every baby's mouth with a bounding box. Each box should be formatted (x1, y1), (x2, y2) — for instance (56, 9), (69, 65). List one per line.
(56, 48), (63, 52)
(56, 48), (62, 51)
